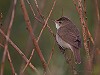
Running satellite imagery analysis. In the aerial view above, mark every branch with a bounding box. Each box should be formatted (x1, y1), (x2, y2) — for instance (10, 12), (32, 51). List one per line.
(26, 0), (55, 38)
(0, 0), (17, 75)
(21, 49), (35, 74)
(20, 0), (48, 72)
(0, 29), (39, 74)
(37, 0), (56, 42)
(7, 49), (17, 75)
(72, 0), (93, 75)
(95, 0), (100, 21)
(47, 42), (55, 65)
(73, 0), (89, 59)
(0, 43), (16, 75)
(34, 0), (44, 19)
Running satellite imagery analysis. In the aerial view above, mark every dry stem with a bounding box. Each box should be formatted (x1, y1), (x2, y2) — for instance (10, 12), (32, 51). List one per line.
(21, 49), (35, 74)
(37, 0), (56, 42)
(72, 0), (94, 75)
(20, 0), (48, 73)
(26, 0), (55, 38)
(0, 0), (17, 75)
(0, 29), (39, 74)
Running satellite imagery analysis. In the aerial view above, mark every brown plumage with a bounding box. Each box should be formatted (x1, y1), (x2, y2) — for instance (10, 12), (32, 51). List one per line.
(55, 17), (82, 64)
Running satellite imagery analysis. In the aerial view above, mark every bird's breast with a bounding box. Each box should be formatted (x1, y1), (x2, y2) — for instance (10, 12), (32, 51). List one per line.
(56, 33), (72, 49)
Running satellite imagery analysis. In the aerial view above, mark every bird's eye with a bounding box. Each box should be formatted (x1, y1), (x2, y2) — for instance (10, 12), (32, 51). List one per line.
(59, 21), (62, 24)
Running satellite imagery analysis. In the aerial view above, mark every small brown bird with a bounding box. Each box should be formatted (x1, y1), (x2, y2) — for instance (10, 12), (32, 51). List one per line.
(54, 16), (82, 64)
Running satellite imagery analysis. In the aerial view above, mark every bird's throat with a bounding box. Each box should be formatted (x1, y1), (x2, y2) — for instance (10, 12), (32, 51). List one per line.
(55, 23), (60, 29)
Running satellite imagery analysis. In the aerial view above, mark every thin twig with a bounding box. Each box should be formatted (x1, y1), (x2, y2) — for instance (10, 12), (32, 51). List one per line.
(37, 0), (56, 42)
(94, 0), (100, 50)
(47, 42), (55, 65)
(26, 0), (42, 23)
(31, 0), (46, 32)
(73, 0), (94, 45)
(83, 0), (94, 45)
(87, 30), (94, 45)
(20, 0), (48, 72)
(0, 44), (16, 75)
(0, 29), (39, 74)
(83, 0), (86, 15)
(21, 49), (35, 74)
(83, 0), (94, 46)
(0, 0), (17, 75)
(73, 0), (89, 59)
(72, 0), (94, 75)
(94, 0), (100, 66)
(7, 49), (17, 75)
(22, 0), (55, 73)
(34, 0), (44, 19)
(95, 0), (100, 21)
(19, 0), (47, 74)
(26, 0), (55, 38)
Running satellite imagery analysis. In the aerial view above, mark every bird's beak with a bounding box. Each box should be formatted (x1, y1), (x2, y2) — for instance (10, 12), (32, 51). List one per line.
(52, 20), (57, 24)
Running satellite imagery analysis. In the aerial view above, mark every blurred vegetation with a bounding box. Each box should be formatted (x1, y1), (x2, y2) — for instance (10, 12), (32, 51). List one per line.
(0, 0), (100, 75)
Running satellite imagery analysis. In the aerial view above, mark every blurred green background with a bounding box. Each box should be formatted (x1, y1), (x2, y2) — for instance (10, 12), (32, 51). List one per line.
(0, 0), (100, 75)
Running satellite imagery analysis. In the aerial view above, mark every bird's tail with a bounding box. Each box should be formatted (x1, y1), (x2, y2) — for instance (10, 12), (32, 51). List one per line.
(71, 46), (81, 64)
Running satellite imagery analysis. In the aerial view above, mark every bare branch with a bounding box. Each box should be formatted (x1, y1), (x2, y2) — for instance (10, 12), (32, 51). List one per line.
(21, 49), (35, 74)
(72, 0), (94, 74)
(26, 0), (55, 38)
(0, 0), (17, 75)
(7, 49), (17, 75)
(95, 0), (100, 21)
(47, 42), (55, 65)
(20, 0), (48, 72)
(34, 0), (44, 19)
(0, 29), (39, 74)
(37, 0), (56, 42)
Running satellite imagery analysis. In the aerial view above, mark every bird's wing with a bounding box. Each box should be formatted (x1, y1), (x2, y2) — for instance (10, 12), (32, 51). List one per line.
(57, 25), (81, 48)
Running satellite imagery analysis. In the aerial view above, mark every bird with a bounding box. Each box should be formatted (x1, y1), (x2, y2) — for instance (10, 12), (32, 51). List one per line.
(54, 16), (82, 64)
